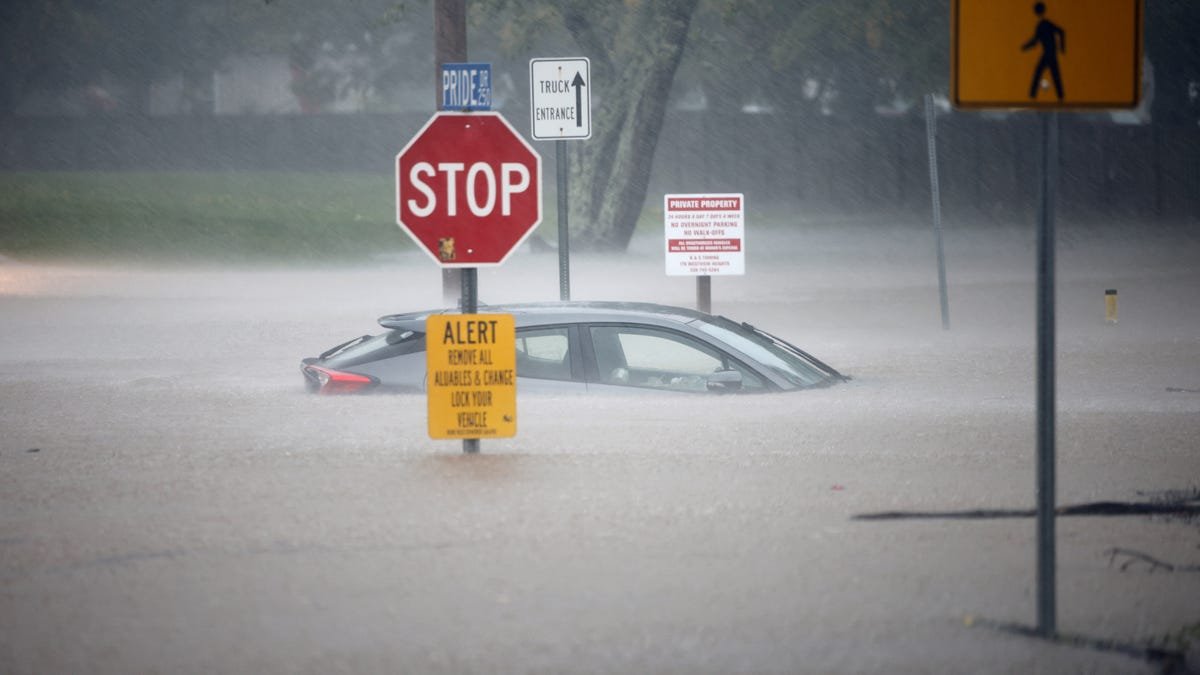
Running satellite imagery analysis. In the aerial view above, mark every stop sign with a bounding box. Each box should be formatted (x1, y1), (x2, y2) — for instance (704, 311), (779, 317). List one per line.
(396, 112), (542, 267)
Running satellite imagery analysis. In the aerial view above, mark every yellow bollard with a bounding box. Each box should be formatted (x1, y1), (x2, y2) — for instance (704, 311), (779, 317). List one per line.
(1105, 289), (1118, 324)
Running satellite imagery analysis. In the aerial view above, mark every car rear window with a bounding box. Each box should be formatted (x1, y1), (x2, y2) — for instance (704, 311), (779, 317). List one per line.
(322, 330), (424, 368)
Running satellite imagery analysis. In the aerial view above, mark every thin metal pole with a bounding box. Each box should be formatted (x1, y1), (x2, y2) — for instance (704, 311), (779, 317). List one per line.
(556, 140), (570, 301)
(1036, 111), (1058, 637)
(925, 94), (950, 330)
(696, 275), (711, 314)
(461, 266), (479, 454)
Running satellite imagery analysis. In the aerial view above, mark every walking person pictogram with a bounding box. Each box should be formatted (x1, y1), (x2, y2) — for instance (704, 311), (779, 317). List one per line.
(1022, 2), (1066, 100)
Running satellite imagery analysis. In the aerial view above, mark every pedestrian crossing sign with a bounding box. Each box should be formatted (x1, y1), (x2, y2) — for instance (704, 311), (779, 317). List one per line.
(951, 0), (1143, 110)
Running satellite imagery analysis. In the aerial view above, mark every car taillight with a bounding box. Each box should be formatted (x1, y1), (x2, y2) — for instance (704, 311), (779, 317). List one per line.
(304, 365), (379, 394)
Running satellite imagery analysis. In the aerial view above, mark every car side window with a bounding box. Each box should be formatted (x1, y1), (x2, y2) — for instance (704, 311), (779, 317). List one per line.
(588, 325), (764, 392)
(515, 327), (572, 381)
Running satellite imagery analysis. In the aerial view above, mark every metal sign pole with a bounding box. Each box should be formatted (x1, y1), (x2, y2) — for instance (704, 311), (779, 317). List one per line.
(1035, 111), (1059, 637)
(696, 275), (711, 314)
(950, 0), (1142, 642)
(461, 266), (480, 454)
(924, 94), (950, 331)
(530, 58), (590, 302)
(556, 140), (570, 301)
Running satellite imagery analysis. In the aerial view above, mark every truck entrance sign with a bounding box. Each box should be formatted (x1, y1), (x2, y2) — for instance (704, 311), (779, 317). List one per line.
(664, 194), (745, 276)
(952, 0), (1143, 109)
(395, 112), (542, 267)
(529, 58), (591, 140)
(426, 314), (516, 440)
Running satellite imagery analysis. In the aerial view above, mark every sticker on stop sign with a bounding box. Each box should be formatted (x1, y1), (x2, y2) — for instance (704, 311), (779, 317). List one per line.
(396, 112), (542, 267)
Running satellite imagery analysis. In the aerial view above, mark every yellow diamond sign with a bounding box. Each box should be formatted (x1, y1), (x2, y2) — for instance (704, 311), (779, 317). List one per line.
(426, 314), (516, 440)
(952, 0), (1143, 109)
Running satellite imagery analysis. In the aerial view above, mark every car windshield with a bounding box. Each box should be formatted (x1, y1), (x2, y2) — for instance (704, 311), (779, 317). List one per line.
(692, 317), (832, 390)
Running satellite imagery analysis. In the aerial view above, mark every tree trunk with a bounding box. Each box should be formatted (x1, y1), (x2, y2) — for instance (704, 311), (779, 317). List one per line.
(561, 0), (699, 252)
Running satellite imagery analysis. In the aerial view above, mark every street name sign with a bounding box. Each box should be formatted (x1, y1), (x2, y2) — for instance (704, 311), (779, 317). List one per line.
(441, 62), (492, 111)
(426, 314), (516, 440)
(395, 112), (542, 267)
(952, 0), (1143, 109)
(664, 194), (745, 276)
(529, 57), (591, 140)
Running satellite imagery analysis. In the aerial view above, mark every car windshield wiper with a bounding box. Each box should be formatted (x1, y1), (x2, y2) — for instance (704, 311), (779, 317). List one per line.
(319, 335), (371, 361)
(739, 321), (849, 382)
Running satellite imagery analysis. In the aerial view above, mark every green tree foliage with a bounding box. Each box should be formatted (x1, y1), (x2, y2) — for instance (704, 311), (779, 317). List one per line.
(478, 0), (700, 251)
(4, 0), (1195, 253)
(0, 1), (107, 113)
(1147, 0), (1200, 122)
(477, 0), (949, 249)
(687, 0), (946, 116)
(698, 0), (1197, 119)
(0, 0), (414, 114)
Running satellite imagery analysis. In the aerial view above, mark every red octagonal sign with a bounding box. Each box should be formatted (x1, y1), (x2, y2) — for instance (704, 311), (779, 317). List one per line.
(396, 112), (542, 267)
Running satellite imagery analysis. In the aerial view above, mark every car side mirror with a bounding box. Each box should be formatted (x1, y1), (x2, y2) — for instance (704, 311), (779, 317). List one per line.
(706, 369), (743, 393)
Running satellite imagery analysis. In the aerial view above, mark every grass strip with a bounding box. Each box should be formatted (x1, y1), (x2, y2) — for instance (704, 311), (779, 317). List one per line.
(0, 171), (412, 263)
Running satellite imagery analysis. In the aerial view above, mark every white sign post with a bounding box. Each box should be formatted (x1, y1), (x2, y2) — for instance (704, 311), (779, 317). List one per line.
(664, 193), (745, 313)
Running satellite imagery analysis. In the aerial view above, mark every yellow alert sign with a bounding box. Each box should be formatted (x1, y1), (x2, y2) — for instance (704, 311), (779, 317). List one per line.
(952, 0), (1143, 109)
(425, 314), (517, 440)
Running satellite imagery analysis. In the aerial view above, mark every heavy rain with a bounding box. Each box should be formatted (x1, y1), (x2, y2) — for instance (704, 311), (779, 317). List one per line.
(2, 2), (1199, 673)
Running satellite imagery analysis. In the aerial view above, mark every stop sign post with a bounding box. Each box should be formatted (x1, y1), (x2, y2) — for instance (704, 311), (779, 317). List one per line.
(396, 111), (542, 267)
(396, 110), (540, 454)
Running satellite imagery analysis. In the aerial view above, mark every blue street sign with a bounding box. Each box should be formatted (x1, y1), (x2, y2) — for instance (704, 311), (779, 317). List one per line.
(441, 63), (492, 111)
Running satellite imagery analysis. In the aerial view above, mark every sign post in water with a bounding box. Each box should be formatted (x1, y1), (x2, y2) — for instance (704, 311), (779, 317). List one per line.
(951, 0), (1143, 638)
(664, 193), (745, 313)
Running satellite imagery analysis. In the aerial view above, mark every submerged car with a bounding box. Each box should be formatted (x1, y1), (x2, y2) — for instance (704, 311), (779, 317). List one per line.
(301, 301), (845, 395)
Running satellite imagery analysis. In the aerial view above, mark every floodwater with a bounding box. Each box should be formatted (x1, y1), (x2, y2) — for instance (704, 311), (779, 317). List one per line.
(2, 217), (1198, 673)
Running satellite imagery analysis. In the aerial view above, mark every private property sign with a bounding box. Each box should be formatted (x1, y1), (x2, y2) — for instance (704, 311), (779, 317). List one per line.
(664, 194), (745, 276)
(425, 314), (517, 440)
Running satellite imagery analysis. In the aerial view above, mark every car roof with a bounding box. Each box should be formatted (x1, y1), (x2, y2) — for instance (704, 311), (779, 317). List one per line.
(377, 301), (710, 331)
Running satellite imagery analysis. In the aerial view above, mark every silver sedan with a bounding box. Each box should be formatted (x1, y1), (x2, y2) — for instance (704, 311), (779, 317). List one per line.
(301, 301), (846, 395)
